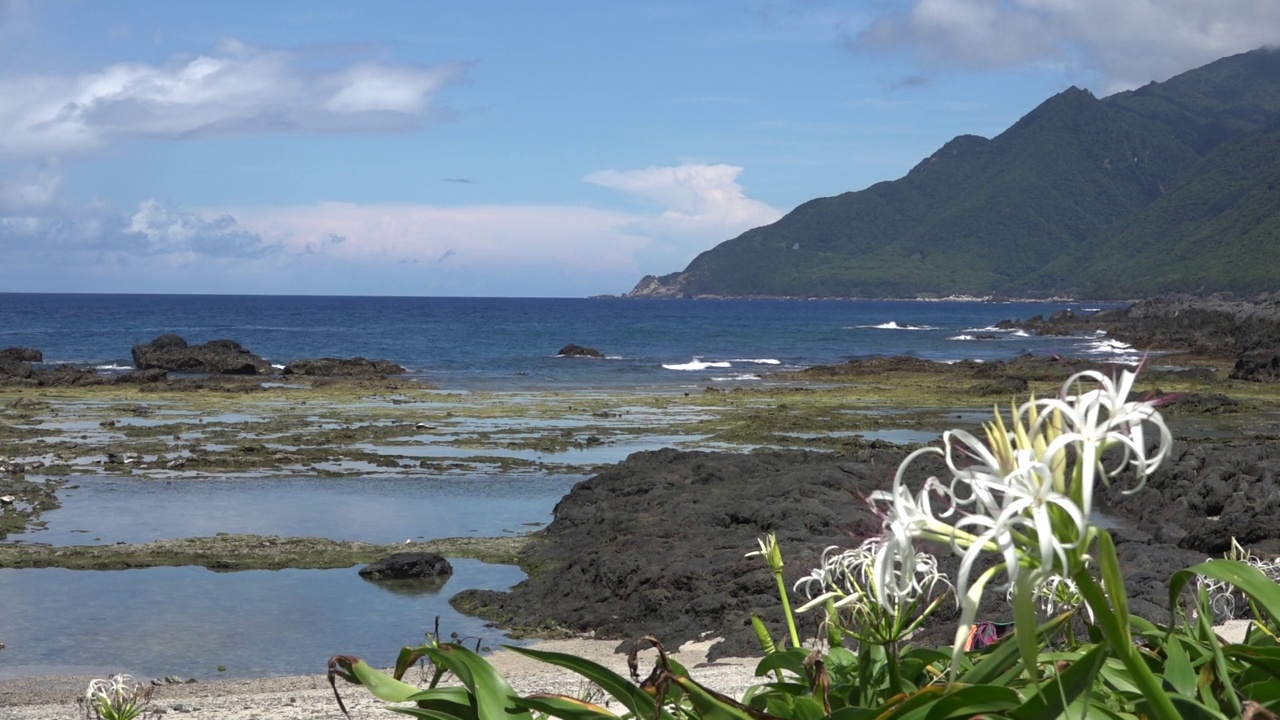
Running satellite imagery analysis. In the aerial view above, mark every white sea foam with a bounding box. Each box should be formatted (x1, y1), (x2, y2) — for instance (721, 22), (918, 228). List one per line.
(271, 363), (286, 370)
(962, 325), (1014, 333)
(854, 321), (937, 330)
(94, 364), (133, 371)
(1011, 330), (1030, 337)
(948, 334), (977, 341)
(711, 373), (762, 381)
(662, 359), (733, 371)
(1085, 339), (1133, 353)
(727, 358), (781, 365)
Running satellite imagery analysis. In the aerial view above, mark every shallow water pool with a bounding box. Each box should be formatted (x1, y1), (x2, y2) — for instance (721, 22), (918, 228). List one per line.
(0, 560), (524, 681)
(20, 473), (582, 546)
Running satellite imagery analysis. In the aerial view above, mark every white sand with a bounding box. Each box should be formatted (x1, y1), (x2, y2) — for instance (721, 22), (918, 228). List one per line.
(0, 638), (761, 720)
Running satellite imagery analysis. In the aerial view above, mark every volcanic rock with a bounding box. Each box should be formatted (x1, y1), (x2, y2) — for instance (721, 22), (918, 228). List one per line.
(0, 357), (33, 380)
(282, 357), (406, 377)
(557, 344), (604, 358)
(454, 439), (1280, 660)
(359, 552), (453, 580)
(0, 347), (42, 362)
(132, 334), (272, 375)
(113, 368), (169, 385)
(1230, 349), (1280, 382)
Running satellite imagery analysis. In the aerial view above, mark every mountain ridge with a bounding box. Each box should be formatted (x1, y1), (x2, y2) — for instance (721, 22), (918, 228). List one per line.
(629, 48), (1280, 300)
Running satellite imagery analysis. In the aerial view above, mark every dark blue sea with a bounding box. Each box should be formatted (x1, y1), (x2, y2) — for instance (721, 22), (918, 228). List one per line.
(0, 294), (1136, 385)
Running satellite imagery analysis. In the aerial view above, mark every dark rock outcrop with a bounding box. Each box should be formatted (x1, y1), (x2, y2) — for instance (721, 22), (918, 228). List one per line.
(32, 366), (104, 387)
(0, 357), (34, 379)
(1230, 349), (1280, 382)
(132, 335), (272, 375)
(453, 439), (1280, 660)
(113, 368), (169, 385)
(0, 347), (42, 362)
(453, 446), (912, 658)
(359, 552), (453, 580)
(282, 357), (405, 377)
(557, 344), (604, 358)
(1007, 293), (1280, 363)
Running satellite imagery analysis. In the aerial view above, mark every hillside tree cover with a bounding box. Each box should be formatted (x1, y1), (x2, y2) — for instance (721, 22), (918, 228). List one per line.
(630, 48), (1280, 299)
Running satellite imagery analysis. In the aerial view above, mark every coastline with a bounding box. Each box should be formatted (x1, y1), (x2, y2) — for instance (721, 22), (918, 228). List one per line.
(0, 623), (1254, 718)
(0, 637), (762, 719)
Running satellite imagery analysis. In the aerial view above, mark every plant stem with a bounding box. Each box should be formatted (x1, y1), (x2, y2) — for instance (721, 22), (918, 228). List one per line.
(1072, 566), (1181, 720)
(884, 641), (902, 696)
(774, 571), (801, 650)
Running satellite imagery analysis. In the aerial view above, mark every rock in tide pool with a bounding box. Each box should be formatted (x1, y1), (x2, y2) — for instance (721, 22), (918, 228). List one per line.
(359, 552), (453, 580)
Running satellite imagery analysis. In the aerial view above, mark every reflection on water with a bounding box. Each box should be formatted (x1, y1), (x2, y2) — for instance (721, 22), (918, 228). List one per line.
(22, 473), (582, 545)
(0, 560), (524, 681)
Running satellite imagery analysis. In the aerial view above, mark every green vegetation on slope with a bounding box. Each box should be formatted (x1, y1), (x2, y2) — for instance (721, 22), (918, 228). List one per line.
(632, 48), (1280, 299)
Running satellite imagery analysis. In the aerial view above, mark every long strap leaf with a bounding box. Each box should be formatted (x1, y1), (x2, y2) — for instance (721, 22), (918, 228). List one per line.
(505, 645), (673, 720)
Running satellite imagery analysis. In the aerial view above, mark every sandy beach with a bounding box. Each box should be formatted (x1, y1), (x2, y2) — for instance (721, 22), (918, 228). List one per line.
(0, 637), (762, 720)
(1, 622), (1254, 720)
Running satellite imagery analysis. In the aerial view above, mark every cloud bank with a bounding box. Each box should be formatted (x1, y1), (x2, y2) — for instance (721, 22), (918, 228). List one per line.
(0, 38), (467, 156)
(0, 163), (781, 296)
(853, 0), (1280, 91)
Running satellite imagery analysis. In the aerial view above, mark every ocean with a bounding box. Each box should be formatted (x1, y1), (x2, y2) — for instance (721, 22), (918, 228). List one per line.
(0, 294), (1137, 385)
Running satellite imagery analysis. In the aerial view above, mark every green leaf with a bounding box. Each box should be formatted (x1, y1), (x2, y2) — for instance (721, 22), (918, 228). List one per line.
(827, 707), (879, 720)
(1224, 644), (1280, 683)
(1163, 636), (1196, 697)
(505, 645), (668, 720)
(1010, 643), (1108, 720)
(345, 658), (428, 703)
(670, 673), (786, 720)
(920, 685), (1022, 720)
(753, 649), (812, 681)
(1170, 560), (1280, 630)
(420, 644), (531, 720)
(387, 707), (479, 720)
(752, 614), (778, 655)
(511, 694), (620, 720)
(1013, 571), (1042, 682)
(1162, 695), (1231, 720)
(1097, 531), (1133, 648)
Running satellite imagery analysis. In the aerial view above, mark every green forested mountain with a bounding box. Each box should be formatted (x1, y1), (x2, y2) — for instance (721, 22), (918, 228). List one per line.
(628, 48), (1280, 300)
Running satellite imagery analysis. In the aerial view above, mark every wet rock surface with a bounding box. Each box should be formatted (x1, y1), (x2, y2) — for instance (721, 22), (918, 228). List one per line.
(557, 344), (604, 358)
(455, 440), (1280, 659)
(283, 357), (406, 377)
(1005, 293), (1280, 364)
(0, 347), (42, 362)
(453, 446), (917, 657)
(0, 474), (62, 541)
(359, 551), (453, 579)
(132, 334), (273, 375)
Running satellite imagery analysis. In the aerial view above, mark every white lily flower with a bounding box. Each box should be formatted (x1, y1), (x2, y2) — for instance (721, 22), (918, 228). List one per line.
(860, 368), (1171, 676)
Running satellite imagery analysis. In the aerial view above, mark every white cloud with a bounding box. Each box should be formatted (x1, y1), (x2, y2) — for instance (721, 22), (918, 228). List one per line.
(0, 163), (781, 295)
(584, 163), (782, 253)
(0, 39), (466, 156)
(0, 163), (62, 212)
(854, 0), (1280, 91)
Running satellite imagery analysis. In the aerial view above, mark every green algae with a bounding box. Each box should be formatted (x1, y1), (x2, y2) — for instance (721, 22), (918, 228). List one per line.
(0, 533), (531, 570)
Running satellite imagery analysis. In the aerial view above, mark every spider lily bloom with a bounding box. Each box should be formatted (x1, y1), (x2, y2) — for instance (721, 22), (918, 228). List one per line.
(83, 674), (153, 720)
(868, 369), (1172, 675)
(1007, 573), (1094, 623)
(794, 538), (952, 646)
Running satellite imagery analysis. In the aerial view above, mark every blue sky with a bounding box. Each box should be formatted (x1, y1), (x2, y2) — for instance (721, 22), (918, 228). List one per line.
(2, 1), (1278, 297)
